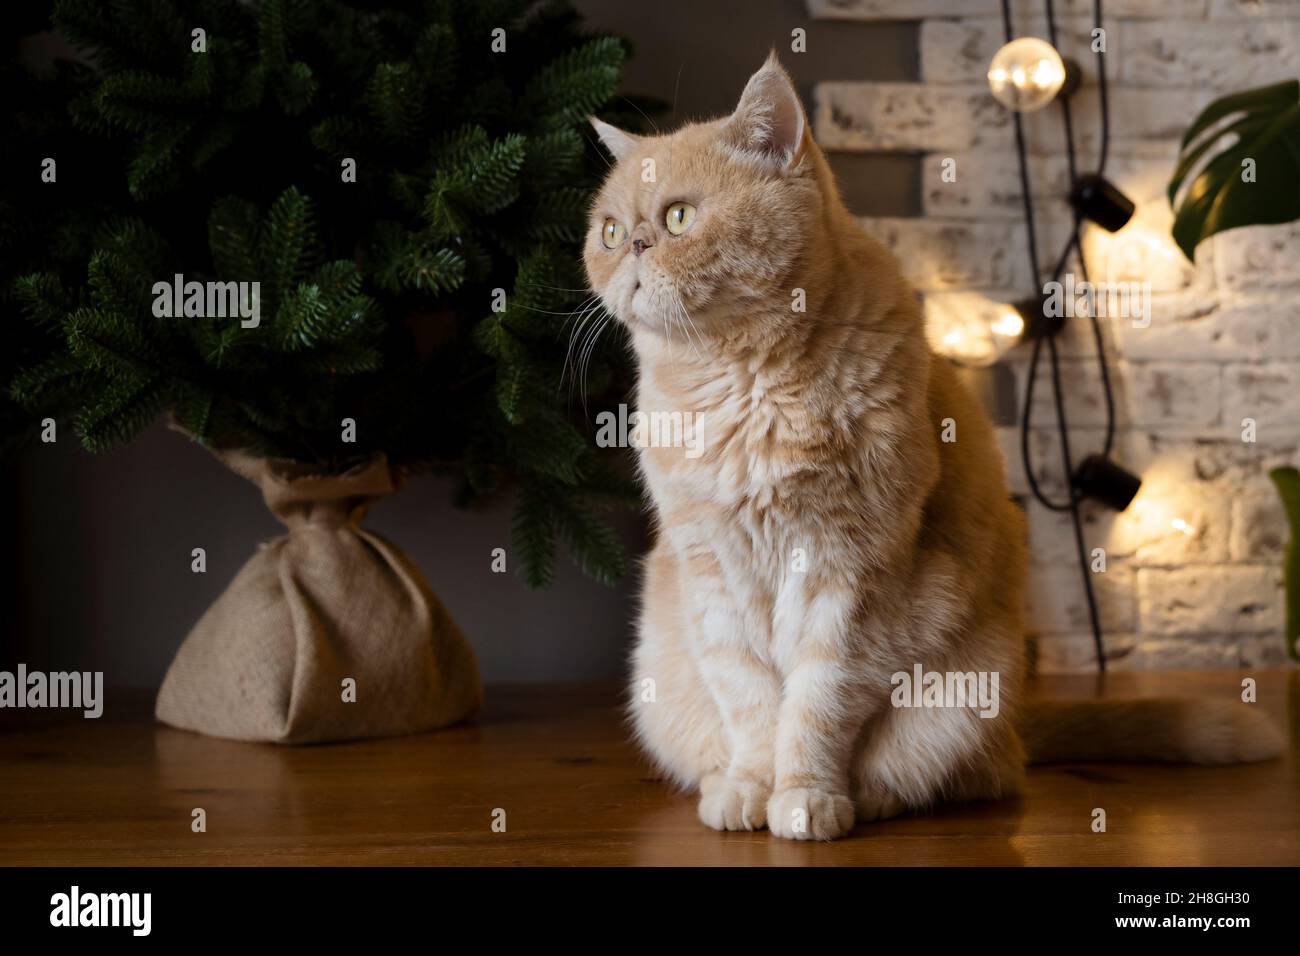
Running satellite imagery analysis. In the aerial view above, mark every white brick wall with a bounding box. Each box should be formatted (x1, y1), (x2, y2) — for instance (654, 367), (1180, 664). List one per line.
(810, 0), (1300, 670)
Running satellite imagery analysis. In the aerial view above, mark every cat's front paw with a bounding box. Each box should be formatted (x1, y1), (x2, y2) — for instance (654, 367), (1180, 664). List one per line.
(767, 787), (855, 841)
(698, 773), (771, 831)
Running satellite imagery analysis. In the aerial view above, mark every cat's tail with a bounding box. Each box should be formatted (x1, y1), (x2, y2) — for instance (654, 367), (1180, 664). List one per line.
(1020, 698), (1285, 765)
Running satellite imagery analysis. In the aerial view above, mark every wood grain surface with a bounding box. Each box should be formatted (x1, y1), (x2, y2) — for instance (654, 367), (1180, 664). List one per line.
(1, 670), (1296, 865)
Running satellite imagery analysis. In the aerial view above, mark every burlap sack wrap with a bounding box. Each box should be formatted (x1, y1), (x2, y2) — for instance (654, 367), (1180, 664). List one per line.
(155, 450), (482, 743)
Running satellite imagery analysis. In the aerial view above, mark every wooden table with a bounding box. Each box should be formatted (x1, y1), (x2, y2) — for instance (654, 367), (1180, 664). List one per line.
(1, 670), (1297, 866)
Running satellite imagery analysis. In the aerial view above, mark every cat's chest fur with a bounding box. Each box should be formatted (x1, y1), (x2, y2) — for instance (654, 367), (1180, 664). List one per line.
(635, 356), (852, 570)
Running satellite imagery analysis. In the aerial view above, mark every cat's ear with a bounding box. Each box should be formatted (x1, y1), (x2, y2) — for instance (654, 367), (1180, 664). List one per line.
(721, 52), (807, 168)
(589, 117), (640, 162)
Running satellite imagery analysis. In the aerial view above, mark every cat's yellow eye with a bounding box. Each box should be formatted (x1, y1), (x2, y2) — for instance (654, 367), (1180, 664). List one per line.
(601, 218), (627, 249)
(665, 202), (696, 236)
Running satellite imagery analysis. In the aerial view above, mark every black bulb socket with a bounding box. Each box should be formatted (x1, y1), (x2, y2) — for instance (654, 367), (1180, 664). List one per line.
(1069, 174), (1135, 233)
(1072, 454), (1142, 512)
(1060, 58), (1084, 100)
(1014, 292), (1065, 340)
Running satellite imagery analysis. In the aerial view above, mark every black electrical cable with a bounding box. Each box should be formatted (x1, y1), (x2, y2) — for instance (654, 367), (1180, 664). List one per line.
(1046, 0), (1111, 672)
(1001, 0), (1117, 670)
(1015, 1), (1115, 511)
(1040, 0), (1117, 459)
(1064, 0), (1118, 460)
(1088, 0), (1118, 460)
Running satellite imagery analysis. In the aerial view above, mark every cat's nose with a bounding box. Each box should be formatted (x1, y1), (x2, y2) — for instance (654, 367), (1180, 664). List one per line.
(630, 224), (654, 257)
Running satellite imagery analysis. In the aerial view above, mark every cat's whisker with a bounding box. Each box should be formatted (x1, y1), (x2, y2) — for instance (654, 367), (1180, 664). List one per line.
(661, 299), (677, 366)
(670, 306), (692, 359)
(559, 294), (600, 336)
(558, 296), (602, 366)
(567, 294), (612, 400)
(576, 312), (614, 413)
(574, 311), (604, 393)
(583, 131), (616, 172)
(567, 302), (604, 372)
(621, 96), (660, 137)
(675, 297), (703, 357)
(516, 282), (599, 294)
(561, 297), (605, 398)
(513, 303), (599, 317)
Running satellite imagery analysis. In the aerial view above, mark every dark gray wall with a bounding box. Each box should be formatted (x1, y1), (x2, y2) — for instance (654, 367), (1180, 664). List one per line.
(5, 1), (917, 688)
(11, 423), (647, 687)
(575, 0), (919, 218)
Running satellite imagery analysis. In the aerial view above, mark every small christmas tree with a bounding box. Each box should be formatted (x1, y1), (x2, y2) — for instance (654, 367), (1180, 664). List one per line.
(1, 5), (129, 458)
(5, 0), (654, 587)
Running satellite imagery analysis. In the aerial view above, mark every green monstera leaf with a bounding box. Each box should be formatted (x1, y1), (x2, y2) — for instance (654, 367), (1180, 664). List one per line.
(1168, 79), (1300, 262)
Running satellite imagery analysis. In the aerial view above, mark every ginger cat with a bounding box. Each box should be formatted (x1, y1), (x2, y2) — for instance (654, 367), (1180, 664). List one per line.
(583, 55), (1282, 841)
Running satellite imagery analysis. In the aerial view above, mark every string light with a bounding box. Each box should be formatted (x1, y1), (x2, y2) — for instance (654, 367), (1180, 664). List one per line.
(995, 0), (1132, 672)
(924, 292), (1025, 367)
(990, 310), (1025, 339)
(987, 37), (1076, 113)
(1120, 488), (1200, 548)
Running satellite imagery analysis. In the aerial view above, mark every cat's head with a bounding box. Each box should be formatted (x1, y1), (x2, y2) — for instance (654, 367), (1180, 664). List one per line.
(583, 54), (821, 342)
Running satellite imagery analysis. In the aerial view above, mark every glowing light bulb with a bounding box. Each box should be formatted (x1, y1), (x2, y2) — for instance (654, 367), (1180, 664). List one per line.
(924, 293), (1022, 368)
(991, 310), (1025, 339)
(987, 38), (1067, 113)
